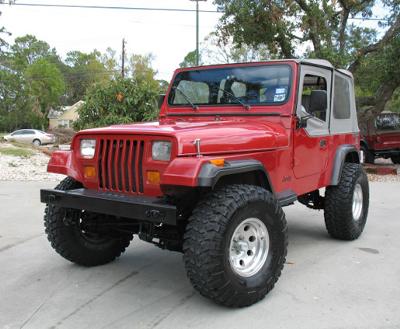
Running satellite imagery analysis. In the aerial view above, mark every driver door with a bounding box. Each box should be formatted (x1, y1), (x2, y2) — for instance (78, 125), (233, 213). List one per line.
(293, 66), (331, 179)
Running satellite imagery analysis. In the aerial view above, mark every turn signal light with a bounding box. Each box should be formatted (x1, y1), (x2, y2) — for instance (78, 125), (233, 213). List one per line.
(210, 159), (225, 167)
(84, 166), (96, 179)
(147, 171), (161, 184)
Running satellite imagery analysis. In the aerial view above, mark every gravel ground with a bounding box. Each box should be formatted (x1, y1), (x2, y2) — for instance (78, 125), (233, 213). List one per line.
(368, 158), (400, 182)
(0, 142), (65, 182)
(0, 141), (399, 182)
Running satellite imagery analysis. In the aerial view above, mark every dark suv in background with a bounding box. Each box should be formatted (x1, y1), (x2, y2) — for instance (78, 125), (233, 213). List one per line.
(360, 111), (400, 164)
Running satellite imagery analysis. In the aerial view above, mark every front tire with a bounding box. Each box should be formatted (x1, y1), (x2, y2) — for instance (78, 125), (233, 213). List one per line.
(44, 177), (133, 266)
(183, 184), (288, 307)
(324, 163), (369, 240)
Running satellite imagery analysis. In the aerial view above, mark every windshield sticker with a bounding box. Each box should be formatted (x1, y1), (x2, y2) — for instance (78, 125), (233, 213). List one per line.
(274, 93), (286, 102)
(275, 88), (286, 94)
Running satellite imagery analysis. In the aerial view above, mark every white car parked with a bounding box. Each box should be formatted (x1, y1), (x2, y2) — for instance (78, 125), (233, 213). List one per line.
(3, 129), (55, 146)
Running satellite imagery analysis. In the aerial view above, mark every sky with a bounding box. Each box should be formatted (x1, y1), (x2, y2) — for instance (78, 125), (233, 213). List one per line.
(0, 0), (223, 81)
(0, 0), (389, 81)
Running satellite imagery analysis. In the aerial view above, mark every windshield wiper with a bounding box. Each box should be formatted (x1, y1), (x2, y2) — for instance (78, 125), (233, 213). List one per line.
(218, 87), (251, 110)
(173, 86), (198, 110)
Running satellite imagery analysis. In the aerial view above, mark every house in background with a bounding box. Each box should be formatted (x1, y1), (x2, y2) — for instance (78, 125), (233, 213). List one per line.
(48, 100), (84, 129)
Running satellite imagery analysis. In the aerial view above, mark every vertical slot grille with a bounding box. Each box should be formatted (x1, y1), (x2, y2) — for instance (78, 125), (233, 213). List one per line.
(138, 141), (144, 193)
(97, 138), (145, 193)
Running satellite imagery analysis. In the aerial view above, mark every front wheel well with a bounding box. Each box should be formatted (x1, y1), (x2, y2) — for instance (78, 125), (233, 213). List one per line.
(214, 170), (273, 192)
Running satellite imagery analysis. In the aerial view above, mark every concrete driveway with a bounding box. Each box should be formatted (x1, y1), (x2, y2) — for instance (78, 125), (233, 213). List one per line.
(0, 181), (399, 329)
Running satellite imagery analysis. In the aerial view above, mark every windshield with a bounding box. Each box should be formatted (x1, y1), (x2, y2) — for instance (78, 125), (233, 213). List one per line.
(168, 64), (291, 107)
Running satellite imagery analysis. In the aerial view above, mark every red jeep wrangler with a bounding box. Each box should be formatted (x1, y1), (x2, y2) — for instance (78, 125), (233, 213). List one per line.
(41, 59), (369, 307)
(360, 111), (400, 164)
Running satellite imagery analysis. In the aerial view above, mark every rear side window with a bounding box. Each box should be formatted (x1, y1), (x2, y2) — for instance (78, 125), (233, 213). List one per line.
(333, 75), (351, 119)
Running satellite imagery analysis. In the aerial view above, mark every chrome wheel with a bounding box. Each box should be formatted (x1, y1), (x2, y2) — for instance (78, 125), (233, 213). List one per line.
(352, 183), (363, 221)
(229, 217), (269, 277)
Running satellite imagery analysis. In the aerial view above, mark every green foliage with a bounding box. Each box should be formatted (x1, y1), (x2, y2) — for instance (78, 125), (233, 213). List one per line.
(213, 0), (400, 113)
(0, 32), (162, 132)
(387, 88), (400, 112)
(25, 58), (65, 114)
(0, 35), (66, 131)
(179, 50), (199, 68)
(0, 147), (34, 158)
(10, 35), (59, 71)
(74, 77), (159, 130)
(64, 50), (112, 104)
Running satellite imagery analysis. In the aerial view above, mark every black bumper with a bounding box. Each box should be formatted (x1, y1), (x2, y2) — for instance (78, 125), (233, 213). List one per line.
(40, 188), (177, 225)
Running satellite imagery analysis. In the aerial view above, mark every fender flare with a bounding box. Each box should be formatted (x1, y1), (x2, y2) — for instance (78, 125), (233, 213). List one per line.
(197, 159), (274, 192)
(330, 144), (360, 185)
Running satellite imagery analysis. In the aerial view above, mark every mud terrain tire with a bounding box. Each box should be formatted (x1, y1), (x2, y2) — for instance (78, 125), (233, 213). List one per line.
(183, 184), (288, 307)
(324, 163), (369, 240)
(44, 177), (133, 266)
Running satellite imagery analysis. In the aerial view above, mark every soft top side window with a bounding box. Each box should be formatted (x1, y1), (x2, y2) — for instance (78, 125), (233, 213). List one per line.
(333, 75), (351, 120)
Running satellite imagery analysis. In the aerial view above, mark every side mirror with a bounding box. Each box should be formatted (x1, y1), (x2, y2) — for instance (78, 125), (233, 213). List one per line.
(309, 90), (327, 114)
(297, 115), (313, 129)
(158, 94), (166, 109)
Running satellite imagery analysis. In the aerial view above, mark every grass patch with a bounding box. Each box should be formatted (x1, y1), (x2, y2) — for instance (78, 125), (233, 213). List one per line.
(0, 147), (34, 157)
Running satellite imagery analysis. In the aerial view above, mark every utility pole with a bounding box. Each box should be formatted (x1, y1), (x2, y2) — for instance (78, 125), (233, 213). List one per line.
(190, 0), (206, 66)
(121, 38), (126, 78)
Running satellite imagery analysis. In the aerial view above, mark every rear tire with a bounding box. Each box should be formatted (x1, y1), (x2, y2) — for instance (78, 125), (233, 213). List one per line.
(33, 139), (41, 147)
(44, 177), (133, 266)
(391, 155), (400, 164)
(324, 163), (369, 240)
(183, 184), (288, 307)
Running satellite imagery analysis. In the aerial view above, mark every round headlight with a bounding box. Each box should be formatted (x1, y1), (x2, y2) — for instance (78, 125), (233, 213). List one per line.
(152, 141), (171, 161)
(80, 139), (96, 159)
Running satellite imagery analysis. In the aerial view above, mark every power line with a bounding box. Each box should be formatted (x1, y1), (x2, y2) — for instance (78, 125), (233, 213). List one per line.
(0, 2), (222, 13)
(0, 2), (389, 21)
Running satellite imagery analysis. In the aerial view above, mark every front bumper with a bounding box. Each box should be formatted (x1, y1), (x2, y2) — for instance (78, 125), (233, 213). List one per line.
(40, 188), (177, 225)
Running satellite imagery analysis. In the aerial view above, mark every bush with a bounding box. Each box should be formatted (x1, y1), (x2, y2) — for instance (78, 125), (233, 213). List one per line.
(74, 77), (159, 130)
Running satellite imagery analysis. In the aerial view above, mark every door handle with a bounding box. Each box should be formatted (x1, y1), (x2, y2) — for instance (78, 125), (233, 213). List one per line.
(320, 139), (327, 148)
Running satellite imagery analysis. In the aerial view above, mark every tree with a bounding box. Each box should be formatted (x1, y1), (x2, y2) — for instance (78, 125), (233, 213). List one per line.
(0, 26), (10, 53)
(128, 53), (157, 81)
(180, 33), (271, 68)
(202, 33), (271, 64)
(64, 50), (113, 103)
(213, 0), (400, 113)
(25, 58), (65, 118)
(179, 50), (200, 68)
(10, 35), (59, 71)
